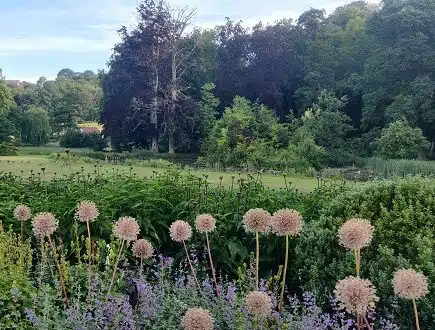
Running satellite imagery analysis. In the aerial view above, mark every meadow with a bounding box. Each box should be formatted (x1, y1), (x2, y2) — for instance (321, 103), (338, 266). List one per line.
(0, 147), (325, 192)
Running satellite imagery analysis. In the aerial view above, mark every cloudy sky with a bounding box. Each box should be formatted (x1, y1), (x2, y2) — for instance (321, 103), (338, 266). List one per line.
(0, 0), (379, 82)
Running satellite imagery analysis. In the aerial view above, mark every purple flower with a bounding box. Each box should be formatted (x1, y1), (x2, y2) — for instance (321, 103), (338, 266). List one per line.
(24, 309), (40, 326)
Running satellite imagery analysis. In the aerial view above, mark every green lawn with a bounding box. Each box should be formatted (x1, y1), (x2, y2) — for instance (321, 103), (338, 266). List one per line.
(0, 154), (325, 192)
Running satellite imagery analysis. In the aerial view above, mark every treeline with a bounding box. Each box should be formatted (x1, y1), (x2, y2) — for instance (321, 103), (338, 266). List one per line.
(0, 69), (102, 145)
(102, 0), (435, 168)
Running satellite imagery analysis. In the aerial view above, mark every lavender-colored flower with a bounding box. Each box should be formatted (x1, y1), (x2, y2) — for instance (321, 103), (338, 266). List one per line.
(243, 208), (271, 233)
(14, 205), (31, 221)
(393, 268), (429, 300)
(24, 308), (40, 326)
(181, 308), (214, 330)
(195, 214), (216, 233)
(32, 212), (58, 238)
(169, 220), (192, 242)
(132, 239), (154, 259)
(271, 209), (303, 236)
(113, 216), (140, 242)
(75, 200), (99, 222)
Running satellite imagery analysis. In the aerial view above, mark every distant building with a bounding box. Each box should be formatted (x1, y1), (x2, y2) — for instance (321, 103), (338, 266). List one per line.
(5, 80), (25, 88)
(77, 122), (104, 135)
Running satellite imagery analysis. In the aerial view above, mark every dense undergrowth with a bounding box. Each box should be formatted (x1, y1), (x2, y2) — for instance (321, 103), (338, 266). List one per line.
(0, 170), (434, 328)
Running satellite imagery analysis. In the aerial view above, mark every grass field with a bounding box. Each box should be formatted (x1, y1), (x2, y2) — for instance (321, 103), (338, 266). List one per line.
(0, 153), (328, 192)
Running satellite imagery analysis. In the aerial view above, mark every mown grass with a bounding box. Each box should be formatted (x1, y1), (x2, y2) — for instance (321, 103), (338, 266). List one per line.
(0, 154), (328, 192)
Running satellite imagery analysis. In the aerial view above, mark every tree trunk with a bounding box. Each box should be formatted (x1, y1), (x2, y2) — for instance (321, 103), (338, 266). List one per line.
(168, 132), (175, 154)
(151, 34), (160, 153)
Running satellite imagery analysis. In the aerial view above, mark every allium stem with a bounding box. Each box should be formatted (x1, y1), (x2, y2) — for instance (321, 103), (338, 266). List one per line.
(182, 240), (201, 292)
(279, 235), (289, 312)
(256, 231), (260, 289)
(205, 232), (220, 296)
(86, 220), (92, 303)
(21, 220), (24, 243)
(106, 239), (125, 300)
(412, 298), (421, 330)
(363, 315), (373, 330)
(47, 235), (68, 306)
(354, 248), (360, 277)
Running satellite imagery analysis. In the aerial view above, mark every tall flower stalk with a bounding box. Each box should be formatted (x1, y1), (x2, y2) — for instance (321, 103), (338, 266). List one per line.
(32, 212), (68, 306)
(169, 220), (201, 291)
(74, 201), (99, 302)
(107, 216), (139, 300)
(195, 214), (219, 296)
(14, 205), (31, 243)
(393, 268), (429, 330)
(270, 209), (303, 312)
(338, 217), (374, 327)
(243, 208), (271, 289)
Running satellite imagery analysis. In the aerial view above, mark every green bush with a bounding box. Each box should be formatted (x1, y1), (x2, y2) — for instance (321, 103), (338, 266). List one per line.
(376, 120), (430, 159)
(60, 129), (107, 151)
(0, 142), (18, 156)
(294, 178), (435, 328)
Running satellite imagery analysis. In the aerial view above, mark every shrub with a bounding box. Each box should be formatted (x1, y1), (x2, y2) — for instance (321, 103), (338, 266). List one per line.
(60, 129), (107, 151)
(0, 142), (18, 156)
(376, 120), (430, 159)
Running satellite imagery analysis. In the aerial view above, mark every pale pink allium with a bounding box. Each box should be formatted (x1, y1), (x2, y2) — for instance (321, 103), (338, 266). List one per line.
(243, 208), (271, 233)
(181, 308), (214, 330)
(334, 276), (378, 314)
(245, 291), (272, 317)
(14, 205), (31, 222)
(195, 214), (216, 233)
(132, 238), (154, 259)
(169, 220), (192, 242)
(338, 218), (374, 250)
(271, 208), (303, 236)
(113, 216), (140, 242)
(32, 212), (58, 238)
(74, 201), (99, 222)
(393, 268), (429, 300)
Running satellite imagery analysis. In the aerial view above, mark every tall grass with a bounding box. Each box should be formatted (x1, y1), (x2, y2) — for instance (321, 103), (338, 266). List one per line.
(363, 157), (435, 178)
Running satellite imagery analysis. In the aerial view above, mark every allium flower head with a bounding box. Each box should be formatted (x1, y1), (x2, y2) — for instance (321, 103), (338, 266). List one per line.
(334, 276), (378, 314)
(14, 205), (31, 222)
(245, 291), (272, 317)
(113, 216), (140, 242)
(243, 208), (271, 233)
(132, 239), (154, 259)
(181, 308), (213, 330)
(195, 214), (216, 233)
(271, 208), (303, 236)
(393, 268), (429, 300)
(338, 218), (374, 250)
(32, 212), (58, 238)
(74, 201), (99, 222)
(169, 220), (192, 242)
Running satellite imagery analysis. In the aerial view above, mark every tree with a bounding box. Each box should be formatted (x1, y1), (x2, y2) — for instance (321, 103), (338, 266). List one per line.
(20, 107), (51, 145)
(376, 120), (430, 159)
(197, 83), (219, 144)
(164, 5), (196, 153)
(301, 90), (354, 149)
(0, 81), (14, 116)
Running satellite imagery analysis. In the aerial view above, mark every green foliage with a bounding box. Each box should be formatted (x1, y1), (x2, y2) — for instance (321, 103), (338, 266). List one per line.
(376, 120), (430, 159)
(0, 226), (34, 327)
(363, 157), (435, 178)
(20, 106), (51, 145)
(0, 142), (18, 156)
(197, 83), (219, 144)
(301, 91), (354, 150)
(0, 81), (15, 116)
(59, 130), (107, 151)
(295, 178), (435, 328)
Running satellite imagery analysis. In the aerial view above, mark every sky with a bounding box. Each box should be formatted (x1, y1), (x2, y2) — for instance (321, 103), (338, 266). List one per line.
(0, 0), (379, 82)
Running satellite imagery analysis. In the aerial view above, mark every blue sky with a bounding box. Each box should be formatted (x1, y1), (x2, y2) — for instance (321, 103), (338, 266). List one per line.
(0, 0), (379, 82)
